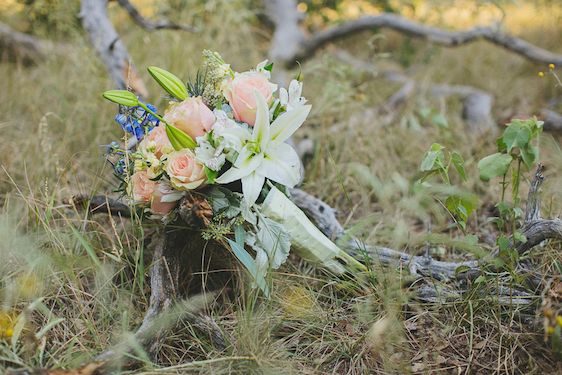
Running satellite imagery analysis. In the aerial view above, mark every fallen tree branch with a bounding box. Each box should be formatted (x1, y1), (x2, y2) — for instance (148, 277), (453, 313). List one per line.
(0, 21), (50, 64)
(517, 165), (562, 254)
(70, 194), (131, 218)
(80, 0), (148, 97)
(292, 13), (562, 67)
(541, 109), (562, 132)
(331, 49), (496, 134)
(116, 0), (197, 32)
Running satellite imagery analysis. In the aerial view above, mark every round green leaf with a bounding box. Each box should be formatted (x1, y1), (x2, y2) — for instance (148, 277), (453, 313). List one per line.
(478, 153), (513, 181)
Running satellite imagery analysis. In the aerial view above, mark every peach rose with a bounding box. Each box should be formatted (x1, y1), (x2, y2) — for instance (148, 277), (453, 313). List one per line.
(165, 149), (206, 190)
(130, 170), (156, 204)
(138, 125), (173, 159)
(224, 72), (277, 126)
(163, 97), (215, 140)
(150, 182), (179, 215)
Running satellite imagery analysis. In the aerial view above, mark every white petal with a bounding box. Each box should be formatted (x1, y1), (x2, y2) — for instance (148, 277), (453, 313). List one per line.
(216, 151), (264, 184)
(234, 146), (253, 168)
(279, 87), (289, 106)
(258, 143), (301, 187)
(288, 79), (302, 100)
(242, 172), (265, 206)
(269, 104), (311, 144)
(252, 90), (271, 150)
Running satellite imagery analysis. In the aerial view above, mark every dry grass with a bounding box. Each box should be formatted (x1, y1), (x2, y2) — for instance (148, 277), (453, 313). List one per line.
(1, 0), (562, 373)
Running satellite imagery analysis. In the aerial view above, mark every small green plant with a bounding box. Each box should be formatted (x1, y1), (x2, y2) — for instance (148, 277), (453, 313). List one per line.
(418, 143), (476, 232)
(477, 117), (543, 267)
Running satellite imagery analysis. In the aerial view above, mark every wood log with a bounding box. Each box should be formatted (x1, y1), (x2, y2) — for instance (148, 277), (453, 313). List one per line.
(0, 21), (50, 64)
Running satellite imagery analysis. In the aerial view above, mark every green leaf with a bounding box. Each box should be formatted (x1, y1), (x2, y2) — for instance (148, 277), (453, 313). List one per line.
(165, 124), (196, 150)
(474, 275), (487, 284)
(70, 226), (101, 267)
(102, 90), (139, 107)
(420, 143), (445, 172)
(497, 235), (511, 252)
(227, 239), (269, 296)
(431, 113), (448, 128)
(503, 122), (531, 153)
(147, 66), (188, 100)
(207, 187), (241, 218)
(520, 145), (537, 168)
(264, 62), (274, 72)
(204, 167), (218, 184)
(256, 217), (291, 270)
(451, 152), (467, 181)
(478, 153), (513, 181)
(513, 231), (527, 244)
(445, 194), (477, 224)
(234, 225), (245, 247)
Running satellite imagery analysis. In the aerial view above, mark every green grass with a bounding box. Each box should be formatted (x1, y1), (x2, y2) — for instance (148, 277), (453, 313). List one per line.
(1, 0), (562, 373)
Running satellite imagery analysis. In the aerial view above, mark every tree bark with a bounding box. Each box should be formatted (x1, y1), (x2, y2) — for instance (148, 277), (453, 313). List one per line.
(80, 0), (148, 97)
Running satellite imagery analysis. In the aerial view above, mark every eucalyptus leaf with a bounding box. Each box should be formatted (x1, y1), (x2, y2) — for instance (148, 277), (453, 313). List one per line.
(227, 239), (269, 296)
(208, 187), (242, 218)
(256, 217), (291, 270)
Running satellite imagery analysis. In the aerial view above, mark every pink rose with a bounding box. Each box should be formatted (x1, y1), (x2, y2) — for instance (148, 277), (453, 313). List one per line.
(163, 97), (215, 140)
(130, 170), (156, 204)
(150, 183), (179, 215)
(165, 149), (206, 190)
(224, 72), (277, 126)
(139, 125), (172, 158)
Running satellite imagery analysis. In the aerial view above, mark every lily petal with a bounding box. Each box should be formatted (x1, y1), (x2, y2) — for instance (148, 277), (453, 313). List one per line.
(216, 151), (264, 184)
(252, 90), (271, 150)
(242, 172), (266, 206)
(258, 142), (302, 187)
(270, 104), (311, 144)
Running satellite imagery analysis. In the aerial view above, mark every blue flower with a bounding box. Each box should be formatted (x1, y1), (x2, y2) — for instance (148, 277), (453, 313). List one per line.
(114, 103), (160, 141)
(145, 103), (159, 123)
(114, 159), (126, 175)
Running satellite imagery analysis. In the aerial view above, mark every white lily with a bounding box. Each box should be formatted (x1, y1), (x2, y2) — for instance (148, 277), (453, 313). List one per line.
(215, 91), (312, 205)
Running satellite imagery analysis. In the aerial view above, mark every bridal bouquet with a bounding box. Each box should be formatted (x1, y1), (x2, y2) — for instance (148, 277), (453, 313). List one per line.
(103, 51), (363, 295)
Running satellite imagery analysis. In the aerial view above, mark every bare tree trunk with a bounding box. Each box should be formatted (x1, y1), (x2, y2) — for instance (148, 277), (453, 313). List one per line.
(79, 0), (148, 97)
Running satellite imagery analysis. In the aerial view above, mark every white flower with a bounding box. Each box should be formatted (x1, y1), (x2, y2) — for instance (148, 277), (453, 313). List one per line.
(212, 110), (251, 155)
(215, 91), (311, 205)
(279, 79), (307, 112)
(194, 137), (226, 172)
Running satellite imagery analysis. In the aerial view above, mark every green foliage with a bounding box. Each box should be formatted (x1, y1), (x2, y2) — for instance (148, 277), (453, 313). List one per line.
(186, 69), (208, 98)
(477, 153), (512, 181)
(478, 117), (542, 184)
(15, 0), (80, 37)
(476, 117), (543, 270)
(418, 143), (475, 231)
